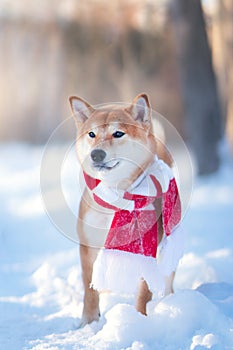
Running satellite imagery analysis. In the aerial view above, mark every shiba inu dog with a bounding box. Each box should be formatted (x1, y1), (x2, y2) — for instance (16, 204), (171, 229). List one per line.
(69, 93), (183, 327)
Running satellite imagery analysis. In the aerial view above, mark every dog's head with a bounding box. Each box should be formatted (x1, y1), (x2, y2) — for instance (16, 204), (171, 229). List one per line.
(69, 93), (157, 189)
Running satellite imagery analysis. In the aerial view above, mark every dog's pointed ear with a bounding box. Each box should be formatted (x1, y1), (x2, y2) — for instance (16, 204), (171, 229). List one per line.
(126, 93), (151, 126)
(69, 96), (95, 123)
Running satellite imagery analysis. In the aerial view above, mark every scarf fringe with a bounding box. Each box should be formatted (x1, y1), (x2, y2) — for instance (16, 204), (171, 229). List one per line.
(91, 226), (184, 295)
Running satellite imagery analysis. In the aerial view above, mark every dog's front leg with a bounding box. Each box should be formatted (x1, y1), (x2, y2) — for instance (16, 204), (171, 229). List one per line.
(79, 244), (100, 327)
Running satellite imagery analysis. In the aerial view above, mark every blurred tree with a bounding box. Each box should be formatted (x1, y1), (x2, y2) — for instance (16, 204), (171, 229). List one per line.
(222, 0), (233, 155)
(170, 0), (222, 175)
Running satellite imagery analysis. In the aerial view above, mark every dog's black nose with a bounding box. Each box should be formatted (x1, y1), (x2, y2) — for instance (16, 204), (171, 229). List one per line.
(91, 149), (107, 163)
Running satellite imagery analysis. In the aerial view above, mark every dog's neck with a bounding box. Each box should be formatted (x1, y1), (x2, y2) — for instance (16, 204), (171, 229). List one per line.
(127, 156), (158, 192)
(102, 156), (156, 192)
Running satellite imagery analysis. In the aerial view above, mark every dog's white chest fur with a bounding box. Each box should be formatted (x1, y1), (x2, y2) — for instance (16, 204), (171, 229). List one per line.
(81, 199), (114, 248)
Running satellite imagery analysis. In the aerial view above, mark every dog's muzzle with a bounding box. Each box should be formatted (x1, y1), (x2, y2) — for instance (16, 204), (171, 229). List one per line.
(91, 149), (107, 163)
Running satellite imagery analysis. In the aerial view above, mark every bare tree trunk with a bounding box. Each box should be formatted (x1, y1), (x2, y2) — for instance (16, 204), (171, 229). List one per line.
(223, 0), (233, 155)
(170, 0), (222, 175)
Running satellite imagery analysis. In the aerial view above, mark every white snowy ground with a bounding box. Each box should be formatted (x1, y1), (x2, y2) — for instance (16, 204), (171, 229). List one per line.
(0, 142), (233, 350)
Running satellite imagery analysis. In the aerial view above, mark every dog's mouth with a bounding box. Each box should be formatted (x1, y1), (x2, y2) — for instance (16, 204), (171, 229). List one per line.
(92, 159), (120, 171)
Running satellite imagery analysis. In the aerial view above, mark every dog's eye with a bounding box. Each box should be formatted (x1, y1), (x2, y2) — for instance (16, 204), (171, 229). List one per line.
(88, 131), (96, 138)
(112, 131), (125, 138)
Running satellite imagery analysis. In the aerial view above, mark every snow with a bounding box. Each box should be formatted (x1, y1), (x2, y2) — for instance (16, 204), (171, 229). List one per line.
(1, 141), (233, 350)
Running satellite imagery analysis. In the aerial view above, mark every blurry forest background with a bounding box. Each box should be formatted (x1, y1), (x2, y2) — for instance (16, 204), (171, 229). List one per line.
(0, 0), (232, 174)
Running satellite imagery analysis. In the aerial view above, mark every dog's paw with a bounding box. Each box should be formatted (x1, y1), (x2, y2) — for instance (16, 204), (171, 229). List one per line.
(76, 319), (88, 329)
(76, 313), (101, 329)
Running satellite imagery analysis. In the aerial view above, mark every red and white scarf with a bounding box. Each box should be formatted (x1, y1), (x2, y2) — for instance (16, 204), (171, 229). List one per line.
(84, 157), (184, 295)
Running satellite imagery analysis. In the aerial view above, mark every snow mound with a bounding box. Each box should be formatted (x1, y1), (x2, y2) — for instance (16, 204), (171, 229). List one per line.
(28, 290), (233, 350)
(104, 290), (232, 350)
